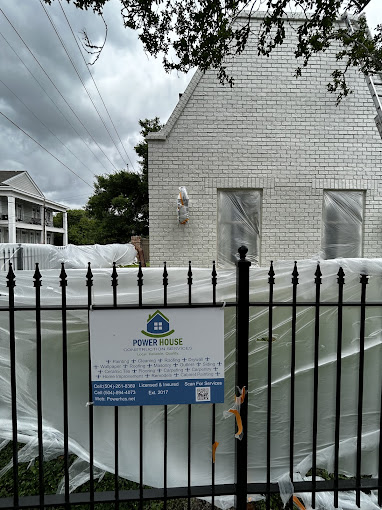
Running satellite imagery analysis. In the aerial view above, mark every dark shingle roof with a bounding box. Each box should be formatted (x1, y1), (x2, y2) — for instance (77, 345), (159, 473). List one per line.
(0, 171), (24, 185)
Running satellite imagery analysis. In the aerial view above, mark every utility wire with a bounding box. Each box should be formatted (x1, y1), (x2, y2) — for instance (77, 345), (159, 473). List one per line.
(0, 29), (109, 175)
(57, 0), (136, 172)
(0, 78), (97, 181)
(40, 0), (128, 169)
(0, 7), (119, 172)
(0, 110), (93, 188)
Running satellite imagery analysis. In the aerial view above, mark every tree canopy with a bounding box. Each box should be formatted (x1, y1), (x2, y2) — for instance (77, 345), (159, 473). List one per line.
(54, 209), (98, 245)
(44, 0), (382, 101)
(53, 118), (162, 245)
(86, 169), (148, 243)
(84, 117), (162, 244)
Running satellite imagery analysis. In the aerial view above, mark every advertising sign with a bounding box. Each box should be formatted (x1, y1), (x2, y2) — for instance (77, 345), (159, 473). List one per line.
(89, 307), (224, 406)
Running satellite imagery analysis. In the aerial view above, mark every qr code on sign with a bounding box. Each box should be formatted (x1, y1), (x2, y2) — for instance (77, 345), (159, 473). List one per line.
(196, 387), (210, 402)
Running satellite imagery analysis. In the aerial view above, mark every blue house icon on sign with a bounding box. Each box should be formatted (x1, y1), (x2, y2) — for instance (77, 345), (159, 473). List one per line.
(142, 310), (174, 338)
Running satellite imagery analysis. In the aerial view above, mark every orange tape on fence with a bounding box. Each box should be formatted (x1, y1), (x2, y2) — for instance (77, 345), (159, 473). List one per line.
(228, 409), (243, 439)
(212, 442), (219, 463)
(292, 496), (306, 510)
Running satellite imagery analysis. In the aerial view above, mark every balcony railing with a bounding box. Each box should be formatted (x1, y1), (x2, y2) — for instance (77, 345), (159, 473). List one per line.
(0, 215), (58, 227)
(15, 216), (43, 225)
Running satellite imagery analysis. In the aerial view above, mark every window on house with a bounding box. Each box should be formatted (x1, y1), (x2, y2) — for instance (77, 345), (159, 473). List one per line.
(154, 322), (162, 331)
(321, 190), (364, 259)
(217, 190), (261, 267)
(16, 204), (22, 221)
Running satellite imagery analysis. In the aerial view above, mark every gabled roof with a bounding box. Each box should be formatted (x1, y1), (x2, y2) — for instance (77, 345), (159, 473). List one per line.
(147, 310), (169, 323)
(0, 171), (24, 185)
(0, 170), (67, 211)
(146, 70), (203, 142)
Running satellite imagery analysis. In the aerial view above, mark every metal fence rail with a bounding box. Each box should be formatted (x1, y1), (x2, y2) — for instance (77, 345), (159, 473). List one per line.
(0, 247), (381, 510)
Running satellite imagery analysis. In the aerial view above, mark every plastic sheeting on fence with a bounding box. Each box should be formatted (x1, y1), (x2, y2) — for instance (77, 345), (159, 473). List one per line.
(0, 258), (381, 510)
(0, 243), (137, 270)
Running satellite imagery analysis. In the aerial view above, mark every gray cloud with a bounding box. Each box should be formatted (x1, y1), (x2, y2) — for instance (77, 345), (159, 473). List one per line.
(1, 0), (380, 211)
(0, 0), (191, 209)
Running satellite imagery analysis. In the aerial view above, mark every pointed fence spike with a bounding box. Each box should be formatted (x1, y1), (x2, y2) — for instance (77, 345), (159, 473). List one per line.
(187, 261), (193, 285)
(163, 262), (168, 286)
(111, 262), (118, 287)
(291, 261), (299, 285)
(337, 267), (345, 285)
(314, 263), (322, 285)
(60, 262), (67, 287)
(211, 260), (217, 285)
(6, 262), (15, 288)
(33, 263), (42, 288)
(137, 261), (143, 287)
(86, 262), (93, 287)
(268, 261), (275, 285)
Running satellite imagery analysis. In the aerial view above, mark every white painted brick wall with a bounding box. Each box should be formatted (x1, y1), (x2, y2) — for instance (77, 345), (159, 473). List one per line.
(148, 15), (382, 268)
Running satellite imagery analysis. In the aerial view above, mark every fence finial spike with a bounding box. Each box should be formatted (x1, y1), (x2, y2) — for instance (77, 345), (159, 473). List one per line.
(315, 263), (322, 284)
(59, 262), (67, 287)
(111, 262), (118, 288)
(86, 262), (93, 287)
(337, 267), (345, 285)
(212, 260), (217, 283)
(292, 261), (299, 285)
(6, 262), (15, 288)
(268, 261), (275, 285)
(33, 263), (42, 287)
(137, 261), (143, 287)
(163, 261), (168, 286)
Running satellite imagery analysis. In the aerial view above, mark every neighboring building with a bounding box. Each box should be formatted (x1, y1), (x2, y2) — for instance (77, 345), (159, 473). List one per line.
(0, 171), (68, 245)
(147, 14), (382, 268)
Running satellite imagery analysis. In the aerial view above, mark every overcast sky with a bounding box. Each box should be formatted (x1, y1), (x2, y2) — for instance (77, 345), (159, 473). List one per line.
(0, 0), (381, 210)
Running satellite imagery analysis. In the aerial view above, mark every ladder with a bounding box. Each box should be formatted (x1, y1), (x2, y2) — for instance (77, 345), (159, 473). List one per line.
(344, 14), (382, 139)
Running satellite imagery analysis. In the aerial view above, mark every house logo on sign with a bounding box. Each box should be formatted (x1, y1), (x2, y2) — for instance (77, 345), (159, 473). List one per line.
(141, 310), (175, 338)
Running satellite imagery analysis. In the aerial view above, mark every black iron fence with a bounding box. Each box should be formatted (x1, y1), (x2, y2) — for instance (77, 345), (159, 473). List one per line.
(0, 246), (381, 510)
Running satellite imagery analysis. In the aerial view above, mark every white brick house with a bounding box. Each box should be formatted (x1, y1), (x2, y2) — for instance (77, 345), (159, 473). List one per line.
(147, 14), (382, 268)
(0, 171), (68, 245)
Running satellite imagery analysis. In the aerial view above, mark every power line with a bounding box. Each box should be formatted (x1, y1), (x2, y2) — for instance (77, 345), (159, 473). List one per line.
(40, 0), (129, 170)
(0, 7), (119, 172)
(57, 0), (137, 172)
(0, 28), (110, 175)
(0, 110), (93, 188)
(0, 77), (97, 181)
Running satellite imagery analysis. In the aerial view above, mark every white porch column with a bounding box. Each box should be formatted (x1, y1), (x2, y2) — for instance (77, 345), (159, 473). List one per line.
(7, 197), (16, 243)
(63, 211), (68, 246)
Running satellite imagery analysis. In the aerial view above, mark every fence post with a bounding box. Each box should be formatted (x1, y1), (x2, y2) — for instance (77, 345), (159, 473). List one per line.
(236, 246), (251, 510)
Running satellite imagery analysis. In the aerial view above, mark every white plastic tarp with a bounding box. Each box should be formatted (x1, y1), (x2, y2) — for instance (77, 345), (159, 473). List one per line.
(321, 191), (364, 260)
(217, 190), (261, 268)
(0, 243), (137, 270)
(0, 258), (381, 508)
